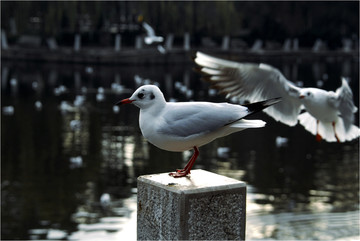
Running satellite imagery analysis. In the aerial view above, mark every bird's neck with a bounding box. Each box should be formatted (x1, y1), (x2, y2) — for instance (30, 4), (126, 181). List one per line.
(140, 101), (166, 117)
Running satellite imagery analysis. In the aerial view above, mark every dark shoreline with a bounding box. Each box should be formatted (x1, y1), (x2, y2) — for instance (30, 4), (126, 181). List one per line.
(2, 46), (358, 65)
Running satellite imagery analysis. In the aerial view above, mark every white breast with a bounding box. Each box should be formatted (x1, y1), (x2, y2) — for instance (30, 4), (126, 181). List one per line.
(303, 91), (339, 123)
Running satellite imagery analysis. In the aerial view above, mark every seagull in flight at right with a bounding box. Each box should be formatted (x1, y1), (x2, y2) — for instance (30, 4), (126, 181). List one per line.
(194, 51), (360, 143)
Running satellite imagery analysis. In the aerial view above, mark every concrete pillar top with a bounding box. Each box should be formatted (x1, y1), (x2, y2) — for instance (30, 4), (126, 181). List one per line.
(138, 169), (246, 195)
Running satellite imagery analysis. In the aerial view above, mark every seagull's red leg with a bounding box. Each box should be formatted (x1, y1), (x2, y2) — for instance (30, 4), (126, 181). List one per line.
(316, 120), (322, 142)
(332, 122), (340, 143)
(175, 147), (197, 173)
(183, 146), (199, 173)
(169, 146), (199, 178)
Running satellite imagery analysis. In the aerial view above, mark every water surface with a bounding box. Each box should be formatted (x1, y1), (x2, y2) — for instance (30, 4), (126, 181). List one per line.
(1, 56), (359, 240)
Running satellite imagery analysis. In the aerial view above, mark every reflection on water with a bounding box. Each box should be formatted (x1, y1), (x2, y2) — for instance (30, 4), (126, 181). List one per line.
(1, 56), (359, 240)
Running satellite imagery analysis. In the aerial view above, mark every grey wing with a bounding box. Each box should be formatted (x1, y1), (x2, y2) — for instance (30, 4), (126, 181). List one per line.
(194, 51), (303, 126)
(331, 78), (358, 131)
(158, 102), (247, 138)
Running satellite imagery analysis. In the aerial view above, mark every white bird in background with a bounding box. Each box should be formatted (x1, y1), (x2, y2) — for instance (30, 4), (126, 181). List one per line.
(142, 22), (164, 45)
(194, 52), (360, 143)
(117, 85), (281, 177)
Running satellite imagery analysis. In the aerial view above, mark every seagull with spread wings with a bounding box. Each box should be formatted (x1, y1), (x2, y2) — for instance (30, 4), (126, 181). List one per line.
(194, 51), (359, 142)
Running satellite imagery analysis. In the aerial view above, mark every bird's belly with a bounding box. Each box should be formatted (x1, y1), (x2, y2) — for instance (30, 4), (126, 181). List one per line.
(146, 133), (213, 152)
(145, 127), (239, 152)
(305, 105), (338, 123)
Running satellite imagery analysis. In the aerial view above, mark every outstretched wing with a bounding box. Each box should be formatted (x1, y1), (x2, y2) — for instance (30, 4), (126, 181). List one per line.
(142, 22), (155, 37)
(194, 51), (303, 126)
(330, 77), (358, 131)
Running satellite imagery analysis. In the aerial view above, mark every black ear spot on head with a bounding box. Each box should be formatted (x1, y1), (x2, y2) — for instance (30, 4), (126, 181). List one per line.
(150, 93), (155, 100)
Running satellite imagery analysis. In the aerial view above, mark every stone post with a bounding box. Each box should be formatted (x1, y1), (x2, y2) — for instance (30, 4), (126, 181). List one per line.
(74, 34), (81, 52)
(137, 169), (246, 240)
(183, 32), (190, 51)
(135, 36), (143, 50)
(115, 34), (121, 52)
(222, 35), (230, 51)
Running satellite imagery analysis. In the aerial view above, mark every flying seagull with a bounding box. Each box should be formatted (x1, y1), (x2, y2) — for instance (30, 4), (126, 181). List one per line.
(194, 51), (359, 142)
(142, 22), (164, 45)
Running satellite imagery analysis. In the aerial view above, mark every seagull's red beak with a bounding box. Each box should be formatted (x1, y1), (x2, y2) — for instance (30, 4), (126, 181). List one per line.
(299, 95), (305, 99)
(116, 98), (134, 105)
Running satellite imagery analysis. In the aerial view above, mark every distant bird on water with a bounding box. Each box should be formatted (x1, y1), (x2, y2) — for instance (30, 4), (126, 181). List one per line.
(117, 85), (281, 177)
(194, 51), (359, 143)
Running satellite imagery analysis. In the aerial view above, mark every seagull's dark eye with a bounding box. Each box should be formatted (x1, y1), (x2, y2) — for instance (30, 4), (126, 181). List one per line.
(138, 93), (145, 99)
(307, 92), (311, 96)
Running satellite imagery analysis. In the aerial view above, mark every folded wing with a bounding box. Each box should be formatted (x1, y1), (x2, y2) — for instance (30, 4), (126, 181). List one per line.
(158, 102), (250, 138)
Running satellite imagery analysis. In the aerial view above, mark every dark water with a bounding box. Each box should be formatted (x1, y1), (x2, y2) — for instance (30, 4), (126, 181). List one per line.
(1, 56), (359, 240)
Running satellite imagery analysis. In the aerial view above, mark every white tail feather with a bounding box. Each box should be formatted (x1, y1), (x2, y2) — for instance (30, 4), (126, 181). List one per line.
(229, 119), (266, 128)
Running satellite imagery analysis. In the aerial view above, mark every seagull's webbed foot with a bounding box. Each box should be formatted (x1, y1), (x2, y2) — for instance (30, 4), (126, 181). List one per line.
(169, 170), (190, 178)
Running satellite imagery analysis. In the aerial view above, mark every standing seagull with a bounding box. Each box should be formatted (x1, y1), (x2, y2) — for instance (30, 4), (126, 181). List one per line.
(117, 85), (280, 177)
(194, 52), (360, 143)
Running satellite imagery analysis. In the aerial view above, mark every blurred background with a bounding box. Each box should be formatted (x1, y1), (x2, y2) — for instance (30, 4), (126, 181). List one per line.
(1, 1), (359, 240)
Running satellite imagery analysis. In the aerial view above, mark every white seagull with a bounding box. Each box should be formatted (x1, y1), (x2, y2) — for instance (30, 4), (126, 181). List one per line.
(194, 51), (360, 143)
(142, 22), (164, 45)
(117, 85), (281, 177)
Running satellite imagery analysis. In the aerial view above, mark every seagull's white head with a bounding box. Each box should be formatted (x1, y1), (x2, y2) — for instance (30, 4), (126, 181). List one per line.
(117, 85), (166, 110)
(299, 88), (315, 100)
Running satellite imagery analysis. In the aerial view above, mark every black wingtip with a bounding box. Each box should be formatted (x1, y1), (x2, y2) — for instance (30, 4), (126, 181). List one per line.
(243, 97), (282, 113)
